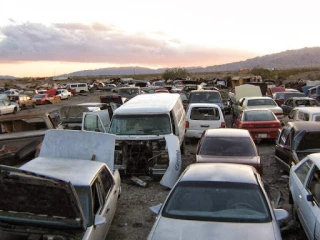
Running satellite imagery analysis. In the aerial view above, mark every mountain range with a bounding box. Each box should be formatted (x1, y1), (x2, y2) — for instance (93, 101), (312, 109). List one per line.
(61, 47), (320, 77)
(2, 46), (320, 79)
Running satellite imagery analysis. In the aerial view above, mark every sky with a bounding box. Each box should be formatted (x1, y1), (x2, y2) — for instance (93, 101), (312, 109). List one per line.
(0, 0), (320, 77)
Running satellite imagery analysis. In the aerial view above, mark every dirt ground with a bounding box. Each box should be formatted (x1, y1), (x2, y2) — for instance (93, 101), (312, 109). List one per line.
(20, 91), (307, 240)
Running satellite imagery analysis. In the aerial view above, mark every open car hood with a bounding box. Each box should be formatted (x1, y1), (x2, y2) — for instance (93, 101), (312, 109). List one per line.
(39, 129), (116, 171)
(59, 105), (98, 123)
(0, 165), (86, 229)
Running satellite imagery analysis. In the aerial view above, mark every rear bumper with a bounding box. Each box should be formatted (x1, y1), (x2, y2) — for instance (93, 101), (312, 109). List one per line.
(185, 129), (205, 138)
(249, 130), (279, 140)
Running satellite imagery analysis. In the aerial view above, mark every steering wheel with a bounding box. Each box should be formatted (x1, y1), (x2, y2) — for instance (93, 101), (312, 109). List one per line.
(230, 202), (254, 210)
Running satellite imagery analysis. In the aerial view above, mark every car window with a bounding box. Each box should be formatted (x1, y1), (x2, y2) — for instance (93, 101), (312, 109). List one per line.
(162, 181), (271, 223)
(243, 111), (276, 121)
(295, 159), (313, 184)
(99, 167), (114, 196)
(306, 166), (320, 204)
(247, 99), (276, 106)
(279, 129), (290, 146)
(190, 107), (220, 120)
(199, 136), (256, 156)
(92, 179), (104, 214)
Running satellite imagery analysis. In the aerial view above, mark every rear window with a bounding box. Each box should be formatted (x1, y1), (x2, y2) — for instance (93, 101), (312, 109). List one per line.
(189, 92), (222, 104)
(243, 111), (276, 121)
(247, 99), (277, 106)
(190, 107), (220, 120)
(199, 136), (256, 156)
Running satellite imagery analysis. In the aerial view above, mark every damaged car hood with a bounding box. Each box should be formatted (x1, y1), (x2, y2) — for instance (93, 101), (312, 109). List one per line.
(39, 129), (116, 171)
(0, 165), (86, 229)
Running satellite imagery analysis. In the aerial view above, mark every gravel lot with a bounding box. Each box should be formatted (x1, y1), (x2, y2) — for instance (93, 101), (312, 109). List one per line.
(21, 91), (307, 240)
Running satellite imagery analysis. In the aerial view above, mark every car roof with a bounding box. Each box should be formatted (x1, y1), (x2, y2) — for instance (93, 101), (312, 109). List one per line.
(20, 157), (105, 186)
(190, 90), (220, 93)
(242, 108), (273, 112)
(289, 97), (314, 100)
(180, 163), (258, 184)
(292, 107), (320, 114)
(114, 93), (180, 114)
(308, 153), (320, 166)
(287, 121), (320, 131)
(188, 103), (221, 108)
(204, 128), (251, 137)
(243, 96), (272, 100)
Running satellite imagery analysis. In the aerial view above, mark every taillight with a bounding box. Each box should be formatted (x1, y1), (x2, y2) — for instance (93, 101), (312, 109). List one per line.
(220, 122), (226, 128)
(186, 121), (189, 129)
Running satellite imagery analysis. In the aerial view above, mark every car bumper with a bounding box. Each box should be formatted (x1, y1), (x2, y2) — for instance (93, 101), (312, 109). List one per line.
(185, 129), (205, 138)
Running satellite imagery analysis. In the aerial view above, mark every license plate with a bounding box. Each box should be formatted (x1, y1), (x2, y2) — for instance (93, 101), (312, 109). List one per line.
(258, 133), (267, 138)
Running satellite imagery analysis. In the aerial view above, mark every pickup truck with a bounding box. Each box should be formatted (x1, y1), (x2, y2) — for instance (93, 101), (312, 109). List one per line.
(0, 111), (59, 166)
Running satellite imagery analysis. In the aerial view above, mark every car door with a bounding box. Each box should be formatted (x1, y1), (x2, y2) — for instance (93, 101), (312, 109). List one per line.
(282, 99), (292, 115)
(0, 100), (6, 115)
(275, 127), (293, 170)
(290, 160), (318, 239)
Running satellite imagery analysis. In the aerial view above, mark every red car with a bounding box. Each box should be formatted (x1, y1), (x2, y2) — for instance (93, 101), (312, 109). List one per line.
(232, 109), (281, 142)
(32, 94), (60, 105)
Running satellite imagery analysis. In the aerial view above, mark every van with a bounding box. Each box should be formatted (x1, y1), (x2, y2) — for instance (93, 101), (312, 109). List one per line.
(105, 93), (185, 177)
(66, 83), (89, 93)
(307, 85), (320, 101)
(185, 103), (226, 139)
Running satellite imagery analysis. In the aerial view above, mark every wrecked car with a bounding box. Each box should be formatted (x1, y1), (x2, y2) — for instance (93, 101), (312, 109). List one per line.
(275, 121), (320, 172)
(0, 111), (59, 166)
(0, 130), (121, 240)
(57, 103), (111, 130)
(82, 94), (184, 188)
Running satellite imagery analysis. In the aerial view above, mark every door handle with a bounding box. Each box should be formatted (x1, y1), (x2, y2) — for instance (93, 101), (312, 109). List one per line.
(114, 189), (117, 194)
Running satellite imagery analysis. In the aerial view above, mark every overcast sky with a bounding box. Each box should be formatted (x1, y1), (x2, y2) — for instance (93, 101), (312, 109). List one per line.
(1, 0), (319, 77)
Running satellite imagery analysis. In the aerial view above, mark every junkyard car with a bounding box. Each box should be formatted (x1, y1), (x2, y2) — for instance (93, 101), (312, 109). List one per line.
(32, 94), (60, 105)
(196, 128), (261, 173)
(232, 109), (281, 142)
(272, 91), (304, 106)
(148, 163), (288, 240)
(0, 99), (20, 115)
(187, 90), (224, 113)
(8, 94), (36, 110)
(0, 130), (121, 240)
(281, 106), (320, 126)
(232, 96), (283, 120)
(0, 111), (59, 166)
(56, 88), (72, 100)
(289, 153), (320, 240)
(185, 103), (225, 139)
(275, 121), (320, 172)
(57, 103), (110, 131)
(280, 97), (320, 115)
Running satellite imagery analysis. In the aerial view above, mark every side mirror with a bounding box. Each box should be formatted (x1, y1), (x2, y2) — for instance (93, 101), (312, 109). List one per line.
(274, 209), (289, 221)
(150, 203), (162, 215)
(94, 215), (107, 226)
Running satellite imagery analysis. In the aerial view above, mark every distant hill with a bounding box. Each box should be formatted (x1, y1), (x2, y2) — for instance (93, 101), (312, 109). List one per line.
(0, 75), (16, 79)
(60, 47), (320, 77)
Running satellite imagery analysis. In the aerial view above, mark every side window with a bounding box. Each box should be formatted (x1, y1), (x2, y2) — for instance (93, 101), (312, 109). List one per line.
(279, 129), (291, 146)
(307, 165), (320, 205)
(92, 179), (104, 214)
(295, 159), (313, 184)
(99, 167), (114, 196)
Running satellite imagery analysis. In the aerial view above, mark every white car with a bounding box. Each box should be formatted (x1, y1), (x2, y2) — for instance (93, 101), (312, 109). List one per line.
(289, 153), (320, 239)
(281, 106), (320, 125)
(233, 96), (283, 120)
(185, 103), (225, 138)
(0, 99), (20, 115)
(56, 89), (72, 100)
(148, 163), (288, 240)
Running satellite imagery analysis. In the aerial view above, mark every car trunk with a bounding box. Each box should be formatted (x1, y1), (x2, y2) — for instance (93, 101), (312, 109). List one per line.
(240, 121), (281, 139)
(187, 106), (224, 131)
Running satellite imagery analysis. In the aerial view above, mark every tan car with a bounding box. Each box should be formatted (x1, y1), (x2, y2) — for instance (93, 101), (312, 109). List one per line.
(196, 128), (262, 174)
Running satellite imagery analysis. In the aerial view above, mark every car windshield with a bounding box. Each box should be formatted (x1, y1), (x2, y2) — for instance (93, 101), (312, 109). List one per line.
(243, 111), (276, 121)
(118, 88), (139, 95)
(199, 136), (256, 156)
(247, 99), (277, 106)
(109, 114), (171, 135)
(189, 92), (222, 103)
(162, 181), (271, 223)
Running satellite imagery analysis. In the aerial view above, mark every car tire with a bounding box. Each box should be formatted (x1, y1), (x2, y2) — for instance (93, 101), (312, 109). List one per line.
(13, 107), (17, 114)
(32, 103), (36, 108)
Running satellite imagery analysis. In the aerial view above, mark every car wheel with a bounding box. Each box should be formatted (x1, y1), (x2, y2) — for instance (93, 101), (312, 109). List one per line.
(21, 104), (26, 110)
(32, 103), (36, 108)
(45, 100), (50, 104)
(13, 107), (18, 114)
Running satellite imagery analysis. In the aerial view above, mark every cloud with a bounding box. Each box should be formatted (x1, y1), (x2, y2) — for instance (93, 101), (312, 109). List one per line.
(0, 22), (255, 67)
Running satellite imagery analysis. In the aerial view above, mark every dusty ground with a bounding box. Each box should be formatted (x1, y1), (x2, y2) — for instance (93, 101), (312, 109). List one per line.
(21, 91), (307, 240)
